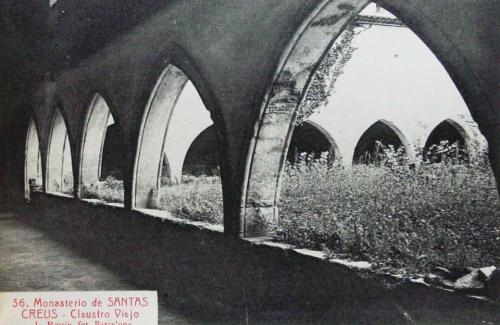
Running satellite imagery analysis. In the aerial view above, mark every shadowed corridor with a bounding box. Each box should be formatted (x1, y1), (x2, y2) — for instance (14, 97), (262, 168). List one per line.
(0, 212), (196, 325)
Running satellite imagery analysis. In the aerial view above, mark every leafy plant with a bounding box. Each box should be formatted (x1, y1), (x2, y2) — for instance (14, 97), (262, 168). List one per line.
(79, 143), (499, 274)
(159, 175), (223, 224)
(82, 176), (124, 203)
(299, 25), (368, 121)
(275, 144), (499, 273)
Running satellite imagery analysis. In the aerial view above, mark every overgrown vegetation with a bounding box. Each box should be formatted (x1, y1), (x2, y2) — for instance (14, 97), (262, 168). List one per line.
(277, 142), (499, 273)
(299, 26), (355, 120)
(158, 175), (223, 224)
(87, 142), (499, 273)
(82, 176), (124, 203)
(299, 25), (369, 121)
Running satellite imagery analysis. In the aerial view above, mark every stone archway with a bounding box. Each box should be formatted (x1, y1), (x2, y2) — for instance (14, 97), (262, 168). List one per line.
(133, 66), (188, 208)
(24, 118), (43, 200)
(79, 93), (125, 197)
(46, 108), (73, 195)
(132, 65), (215, 209)
(287, 120), (340, 163)
(424, 119), (470, 162)
(353, 120), (412, 164)
(241, 0), (496, 237)
(242, 0), (370, 237)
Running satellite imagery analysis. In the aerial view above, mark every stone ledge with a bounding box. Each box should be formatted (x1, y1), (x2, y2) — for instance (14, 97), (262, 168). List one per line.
(21, 192), (499, 322)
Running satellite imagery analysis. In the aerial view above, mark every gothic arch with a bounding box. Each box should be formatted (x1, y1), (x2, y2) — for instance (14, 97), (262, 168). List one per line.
(132, 65), (218, 209)
(79, 93), (125, 199)
(241, 0), (488, 237)
(46, 107), (74, 195)
(353, 119), (413, 164)
(24, 118), (43, 200)
(287, 120), (341, 163)
(425, 119), (469, 150)
(424, 119), (471, 161)
(242, 0), (370, 236)
(133, 65), (187, 208)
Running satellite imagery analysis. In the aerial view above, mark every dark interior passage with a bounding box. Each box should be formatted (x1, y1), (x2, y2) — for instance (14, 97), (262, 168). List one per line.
(424, 120), (467, 162)
(425, 121), (465, 150)
(182, 125), (220, 176)
(286, 122), (334, 163)
(353, 121), (404, 164)
(183, 122), (335, 176)
(100, 124), (126, 180)
(0, 212), (195, 324)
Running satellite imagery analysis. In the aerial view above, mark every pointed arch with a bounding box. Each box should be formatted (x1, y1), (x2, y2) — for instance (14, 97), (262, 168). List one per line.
(24, 118), (43, 200)
(133, 65), (215, 209)
(425, 119), (469, 150)
(46, 107), (74, 195)
(79, 93), (125, 199)
(353, 119), (413, 164)
(242, 0), (371, 237)
(424, 119), (470, 161)
(241, 0), (489, 236)
(287, 120), (341, 163)
(133, 65), (188, 208)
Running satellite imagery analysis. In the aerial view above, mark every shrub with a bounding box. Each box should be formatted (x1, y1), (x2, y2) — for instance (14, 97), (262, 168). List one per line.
(159, 175), (223, 224)
(424, 140), (468, 164)
(82, 176), (124, 203)
(80, 143), (499, 273)
(275, 145), (500, 273)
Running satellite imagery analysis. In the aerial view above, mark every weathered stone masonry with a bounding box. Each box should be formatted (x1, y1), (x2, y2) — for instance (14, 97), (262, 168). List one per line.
(0, 0), (498, 318)
(2, 0), (498, 237)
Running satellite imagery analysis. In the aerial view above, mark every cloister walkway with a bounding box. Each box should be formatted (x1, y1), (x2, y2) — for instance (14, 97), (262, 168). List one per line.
(1, 210), (498, 325)
(0, 211), (195, 325)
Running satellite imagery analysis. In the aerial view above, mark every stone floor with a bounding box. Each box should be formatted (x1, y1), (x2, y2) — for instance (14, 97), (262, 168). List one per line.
(0, 212), (196, 324)
(1, 210), (498, 325)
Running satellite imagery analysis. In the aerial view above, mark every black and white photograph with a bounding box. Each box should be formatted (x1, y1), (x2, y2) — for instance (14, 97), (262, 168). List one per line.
(0, 0), (498, 324)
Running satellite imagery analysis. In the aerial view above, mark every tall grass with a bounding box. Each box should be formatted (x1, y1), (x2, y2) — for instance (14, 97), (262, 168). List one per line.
(82, 176), (124, 203)
(276, 144), (499, 272)
(158, 175), (223, 224)
(87, 143), (499, 273)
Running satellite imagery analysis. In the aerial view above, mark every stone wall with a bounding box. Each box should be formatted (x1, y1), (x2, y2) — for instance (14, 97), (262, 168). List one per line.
(21, 192), (499, 323)
(0, 0), (498, 236)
